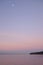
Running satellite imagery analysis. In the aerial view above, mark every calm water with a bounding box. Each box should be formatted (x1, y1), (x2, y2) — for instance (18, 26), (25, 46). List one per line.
(0, 54), (43, 65)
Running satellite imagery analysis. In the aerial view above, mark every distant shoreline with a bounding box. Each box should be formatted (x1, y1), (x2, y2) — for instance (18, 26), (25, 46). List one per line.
(0, 53), (27, 55)
(30, 51), (43, 55)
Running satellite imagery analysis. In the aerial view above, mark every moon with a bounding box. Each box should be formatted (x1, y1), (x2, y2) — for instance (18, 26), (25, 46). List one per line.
(11, 3), (15, 7)
(9, 0), (15, 7)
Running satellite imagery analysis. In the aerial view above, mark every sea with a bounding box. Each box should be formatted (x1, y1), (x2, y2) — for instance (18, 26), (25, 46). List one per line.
(0, 54), (43, 65)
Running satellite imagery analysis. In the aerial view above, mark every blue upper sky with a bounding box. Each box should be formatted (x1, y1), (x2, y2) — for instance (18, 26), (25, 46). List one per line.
(0, 0), (43, 51)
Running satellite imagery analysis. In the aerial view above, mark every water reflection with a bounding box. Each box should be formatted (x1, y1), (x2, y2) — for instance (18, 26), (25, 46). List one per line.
(0, 54), (43, 65)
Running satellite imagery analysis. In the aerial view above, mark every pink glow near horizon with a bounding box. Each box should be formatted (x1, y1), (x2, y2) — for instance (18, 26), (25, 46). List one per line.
(0, 32), (43, 51)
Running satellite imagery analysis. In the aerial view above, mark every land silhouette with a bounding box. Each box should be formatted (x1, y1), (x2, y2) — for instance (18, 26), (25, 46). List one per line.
(30, 51), (43, 55)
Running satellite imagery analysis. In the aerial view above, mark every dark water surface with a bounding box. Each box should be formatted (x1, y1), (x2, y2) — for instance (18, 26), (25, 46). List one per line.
(0, 54), (43, 65)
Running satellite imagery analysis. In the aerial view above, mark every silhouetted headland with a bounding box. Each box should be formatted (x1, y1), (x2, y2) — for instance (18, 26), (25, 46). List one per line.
(30, 51), (43, 55)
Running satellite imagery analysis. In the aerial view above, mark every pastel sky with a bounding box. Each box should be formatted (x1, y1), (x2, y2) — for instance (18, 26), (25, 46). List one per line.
(0, 0), (43, 51)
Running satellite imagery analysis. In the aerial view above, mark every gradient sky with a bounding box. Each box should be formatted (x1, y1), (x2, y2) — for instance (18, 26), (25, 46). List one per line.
(0, 0), (43, 51)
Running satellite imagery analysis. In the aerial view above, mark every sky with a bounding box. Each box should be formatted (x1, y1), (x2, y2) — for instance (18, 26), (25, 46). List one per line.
(0, 0), (43, 52)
